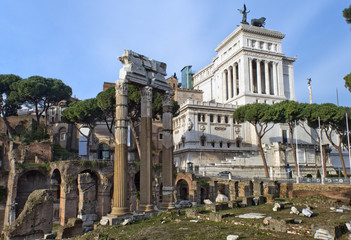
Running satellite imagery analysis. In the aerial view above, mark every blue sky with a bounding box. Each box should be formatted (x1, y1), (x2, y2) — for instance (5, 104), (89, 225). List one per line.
(1, 0), (350, 106)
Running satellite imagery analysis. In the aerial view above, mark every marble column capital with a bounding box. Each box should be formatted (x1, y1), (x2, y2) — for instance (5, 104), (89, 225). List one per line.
(162, 91), (174, 107)
(115, 80), (128, 96)
(141, 86), (153, 102)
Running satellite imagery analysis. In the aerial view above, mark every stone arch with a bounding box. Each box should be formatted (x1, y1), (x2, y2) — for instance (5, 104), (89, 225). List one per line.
(176, 179), (189, 201)
(16, 170), (47, 218)
(51, 169), (61, 222)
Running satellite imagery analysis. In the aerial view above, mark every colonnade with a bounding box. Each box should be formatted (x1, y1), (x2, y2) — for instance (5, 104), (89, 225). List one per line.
(248, 58), (280, 96)
(222, 62), (240, 101)
(222, 58), (284, 101)
(111, 80), (175, 216)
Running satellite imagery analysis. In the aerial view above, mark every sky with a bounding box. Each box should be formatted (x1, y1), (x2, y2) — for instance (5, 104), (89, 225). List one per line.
(0, 0), (350, 106)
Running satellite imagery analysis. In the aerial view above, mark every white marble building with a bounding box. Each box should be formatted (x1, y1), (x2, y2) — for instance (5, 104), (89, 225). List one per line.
(173, 24), (337, 179)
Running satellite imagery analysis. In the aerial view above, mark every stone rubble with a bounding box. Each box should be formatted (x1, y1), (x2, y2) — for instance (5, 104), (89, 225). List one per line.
(236, 213), (265, 219)
(227, 234), (240, 240)
(314, 228), (334, 240)
(216, 193), (229, 203)
(290, 206), (300, 215)
(302, 208), (313, 218)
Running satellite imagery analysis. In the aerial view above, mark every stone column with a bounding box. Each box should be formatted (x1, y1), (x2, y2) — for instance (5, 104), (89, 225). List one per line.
(257, 59), (262, 94)
(139, 86), (153, 212)
(161, 91), (175, 209)
(110, 80), (129, 216)
(228, 67), (233, 99)
(273, 62), (278, 96)
(288, 63), (295, 100)
(249, 58), (253, 93)
(278, 61), (285, 97)
(233, 63), (237, 97)
(265, 61), (270, 95)
(60, 180), (78, 225)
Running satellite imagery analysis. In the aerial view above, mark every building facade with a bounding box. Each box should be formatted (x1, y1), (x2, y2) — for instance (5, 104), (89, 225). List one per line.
(173, 24), (336, 179)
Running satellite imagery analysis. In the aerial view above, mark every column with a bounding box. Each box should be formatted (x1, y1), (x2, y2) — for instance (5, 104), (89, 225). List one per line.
(265, 61), (270, 95)
(233, 63), (237, 97)
(273, 62), (278, 96)
(161, 91), (175, 209)
(228, 67), (233, 98)
(278, 61), (285, 97)
(139, 86), (153, 212)
(222, 71), (227, 102)
(288, 63), (295, 100)
(110, 80), (129, 216)
(249, 58), (253, 93)
(257, 59), (262, 94)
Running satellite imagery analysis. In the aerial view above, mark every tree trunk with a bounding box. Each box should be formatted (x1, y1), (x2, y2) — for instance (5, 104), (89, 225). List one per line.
(129, 120), (141, 161)
(336, 144), (348, 179)
(289, 124), (298, 178)
(257, 135), (269, 178)
(2, 115), (14, 140)
(322, 145), (327, 178)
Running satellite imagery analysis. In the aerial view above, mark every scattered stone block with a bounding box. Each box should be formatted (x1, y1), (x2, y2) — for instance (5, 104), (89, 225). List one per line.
(57, 218), (83, 239)
(216, 193), (229, 203)
(314, 228), (334, 240)
(204, 199), (213, 205)
(209, 212), (223, 222)
(302, 208), (313, 218)
(185, 208), (199, 218)
(260, 217), (287, 232)
(236, 213), (265, 219)
(206, 203), (229, 212)
(227, 234), (239, 240)
(290, 206), (299, 215)
(228, 200), (242, 208)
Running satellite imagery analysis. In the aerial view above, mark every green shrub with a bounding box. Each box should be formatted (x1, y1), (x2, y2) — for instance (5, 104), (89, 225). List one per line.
(52, 143), (76, 160)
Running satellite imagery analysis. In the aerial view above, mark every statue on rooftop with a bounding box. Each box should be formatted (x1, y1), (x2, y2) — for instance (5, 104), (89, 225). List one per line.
(251, 17), (266, 27)
(237, 4), (250, 24)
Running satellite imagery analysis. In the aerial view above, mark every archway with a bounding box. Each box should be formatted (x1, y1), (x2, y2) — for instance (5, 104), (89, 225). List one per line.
(176, 179), (189, 201)
(51, 169), (61, 222)
(16, 170), (47, 217)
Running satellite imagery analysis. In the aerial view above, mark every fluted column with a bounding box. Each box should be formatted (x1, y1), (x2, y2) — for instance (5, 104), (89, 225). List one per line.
(139, 86), (154, 212)
(257, 59), (262, 94)
(161, 91), (175, 209)
(228, 67), (233, 99)
(110, 80), (129, 216)
(233, 64), (237, 97)
(265, 61), (270, 95)
(273, 62), (278, 95)
(249, 58), (253, 93)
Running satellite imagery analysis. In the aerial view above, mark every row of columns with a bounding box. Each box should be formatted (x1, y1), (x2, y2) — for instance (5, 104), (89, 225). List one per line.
(223, 62), (240, 101)
(111, 80), (175, 216)
(248, 58), (282, 96)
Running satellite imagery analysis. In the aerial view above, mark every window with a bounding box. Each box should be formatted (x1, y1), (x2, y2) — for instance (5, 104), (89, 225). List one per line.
(60, 132), (66, 141)
(227, 142), (231, 148)
(211, 142), (215, 147)
(198, 113), (201, 122)
(202, 114), (205, 122)
(217, 115), (221, 123)
(225, 116), (228, 123)
(210, 114), (214, 122)
(282, 130), (287, 144)
(159, 133), (163, 140)
(219, 142), (223, 148)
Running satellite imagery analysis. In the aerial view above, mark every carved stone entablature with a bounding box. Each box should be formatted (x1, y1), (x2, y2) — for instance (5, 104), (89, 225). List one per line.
(141, 86), (153, 102)
(241, 24), (285, 39)
(115, 80), (128, 96)
(118, 50), (170, 92)
(246, 51), (283, 61)
(162, 91), (174, 106)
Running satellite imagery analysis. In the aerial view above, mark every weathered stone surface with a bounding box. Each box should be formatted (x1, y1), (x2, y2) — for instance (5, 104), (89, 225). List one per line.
(185, 208), (199, 218)
(3, 189), (53, 240)
(260, 217), (287, 232)
(215, 193), (229, 203)
(227, 234), (239, 240)
(242, 196), (254, 207)
(209, 212), (223, 222)
(206, 203), (229, 212)
(56, 218), (83, 239)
